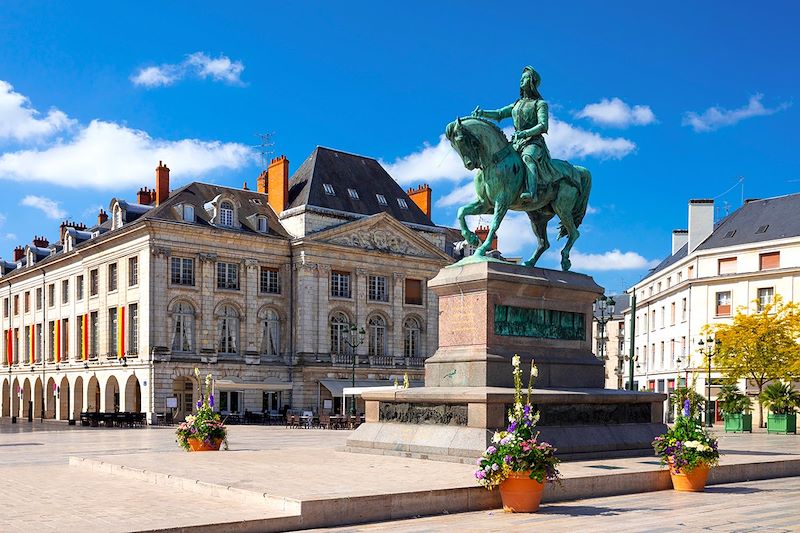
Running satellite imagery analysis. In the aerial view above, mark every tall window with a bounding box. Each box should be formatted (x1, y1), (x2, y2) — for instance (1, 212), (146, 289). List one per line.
(35, 289), (42, 310)
(219, 201), (234, 227)
(76, 317), (83, 361)
(670, 302), (675, 325)
(260, 308), (280, 357)
(257, 216), (268, 233)
(171, 257), (195, 286)
(403, 317), (421, 357)
(89, 311), (99, 357)
(24, 292), (30, 313)
(171, 302), (195, 353)
(2, 298), (7, 317)
(108, 308), (118, 357)
(331, 271), (351, 298)
(89, 269), (99, 296)
(108, 263), (118, 292)
(47, 284), (55, 307)
(217, 305), (239, 354)
(650, 310), (655, 332)
(757, 287), (774, 312)
(368, 275), (388, 302)
(76, 275), (84, 300)
(405, 279), (422, 305)
(759, 252), (780, 270)
(681, 298), (687, 321)
(48, 321), (55, 361)
(129, 303), (139, 354)
(62, 318), (69, 359)
(217, 262), (239, 290)
(688, 265), (695, 279)
(330, 312), (352, 355)
(260, 267), (280, 294)
(13, 295), (18, 315)
(716, 291), (732, 316)
(368, 315), (387, 357)
(62, 280), (69, 304)
(128, 257), (139, 286)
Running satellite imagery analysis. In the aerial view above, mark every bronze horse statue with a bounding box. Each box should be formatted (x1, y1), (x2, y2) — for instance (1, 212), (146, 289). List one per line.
(446, 116), (591, 271)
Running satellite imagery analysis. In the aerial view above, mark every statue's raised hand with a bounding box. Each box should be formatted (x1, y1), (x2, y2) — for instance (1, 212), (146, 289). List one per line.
(472, 105), (482, 118)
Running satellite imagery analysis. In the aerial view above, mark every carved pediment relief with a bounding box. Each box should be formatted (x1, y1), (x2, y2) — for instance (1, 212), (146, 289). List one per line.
(328, 227), (434, 258)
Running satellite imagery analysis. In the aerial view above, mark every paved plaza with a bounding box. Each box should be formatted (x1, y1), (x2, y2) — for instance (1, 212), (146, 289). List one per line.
(0, 420), (798, 532)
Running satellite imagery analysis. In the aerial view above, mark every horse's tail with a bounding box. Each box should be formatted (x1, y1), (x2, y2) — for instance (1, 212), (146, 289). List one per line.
(558, 167), (592, 239)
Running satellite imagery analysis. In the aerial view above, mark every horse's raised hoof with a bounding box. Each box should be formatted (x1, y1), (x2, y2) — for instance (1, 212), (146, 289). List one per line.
(561, 258), (571, 271)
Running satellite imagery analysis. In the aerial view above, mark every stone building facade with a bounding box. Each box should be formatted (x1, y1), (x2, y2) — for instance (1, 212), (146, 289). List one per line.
(623, 195), (800, 424)
(0, 147), (454, 423)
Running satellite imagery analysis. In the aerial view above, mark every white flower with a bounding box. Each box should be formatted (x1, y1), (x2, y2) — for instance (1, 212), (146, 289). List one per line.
(531, 364), (539, 378)
(512, 355), (521, 368)
(492, 431), (502, 443)
(684, 441), (699, 449)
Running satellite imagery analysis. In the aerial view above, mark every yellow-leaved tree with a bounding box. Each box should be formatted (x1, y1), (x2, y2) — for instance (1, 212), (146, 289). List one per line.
(704, 297), (800, 428)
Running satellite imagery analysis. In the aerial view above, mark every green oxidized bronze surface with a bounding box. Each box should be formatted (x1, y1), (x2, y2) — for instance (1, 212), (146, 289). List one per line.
(494, 304), (585, 341)
(446, 66), (592, 271)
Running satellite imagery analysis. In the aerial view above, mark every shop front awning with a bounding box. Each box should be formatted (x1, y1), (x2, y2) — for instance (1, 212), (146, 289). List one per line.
(214, 379), (293, 391)
(320, 379), (422, 397)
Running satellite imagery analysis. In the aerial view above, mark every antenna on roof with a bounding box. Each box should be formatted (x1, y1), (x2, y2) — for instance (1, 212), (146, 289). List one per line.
(253, 133), (275, 171)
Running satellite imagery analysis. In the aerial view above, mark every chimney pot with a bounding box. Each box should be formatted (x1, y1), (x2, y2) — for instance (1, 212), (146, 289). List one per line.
(407, 182), (433, 219)
(671, 229), (688, 255)
(97, 209), (108, 225)
(32, 236), (49, 248)
(265, 155), (289, 214)
(688, 199), (714, 252)
(13, 246), (25, 262)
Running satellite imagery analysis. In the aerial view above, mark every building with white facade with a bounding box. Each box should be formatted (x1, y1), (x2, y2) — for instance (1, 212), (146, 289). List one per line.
(0, 147), (456, 424)
(624, 195), (800, 423)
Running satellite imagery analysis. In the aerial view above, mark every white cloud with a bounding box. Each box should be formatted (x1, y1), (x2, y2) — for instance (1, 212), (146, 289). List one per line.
(131, 52), (245, 88)
(4, 233), (16, 241)
(436, 181), (476, 208)
(586, 205), (599, 215)
(0, 81), (75, 141)
(382, 116), (634, 187)
(568, 249), (660, 271)
(683, 94), (790, 132)
(575, 97), (656, 127)
(20, 195), (67, 219)
(0, 81), (255, 189)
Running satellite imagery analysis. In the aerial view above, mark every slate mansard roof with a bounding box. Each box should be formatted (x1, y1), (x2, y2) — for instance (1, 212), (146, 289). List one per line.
(286, 147), (435, 227)
(645, 193), (800, 280)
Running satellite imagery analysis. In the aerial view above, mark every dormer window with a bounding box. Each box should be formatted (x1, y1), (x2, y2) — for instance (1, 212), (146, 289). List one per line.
(219, 201), (234, 227)
(376, 194), (387, 206)
(113, 206), (123, 229)
(182, 204), (195, 222)
(397, 198), (409, 209)
(257, 216), (268, 233)
(348, 188), (359, 199)
(323, 183), (335, 195)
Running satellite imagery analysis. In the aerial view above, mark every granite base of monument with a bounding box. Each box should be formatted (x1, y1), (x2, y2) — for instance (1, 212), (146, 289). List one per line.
(346, 260), (667, 462)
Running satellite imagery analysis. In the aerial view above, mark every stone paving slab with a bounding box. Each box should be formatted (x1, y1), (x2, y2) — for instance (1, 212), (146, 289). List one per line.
(72, 431), (800, 531)
(307, 476), (800, 533)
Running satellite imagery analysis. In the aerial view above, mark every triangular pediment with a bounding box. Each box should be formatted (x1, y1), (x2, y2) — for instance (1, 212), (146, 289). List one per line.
(300, 212), (452, 262)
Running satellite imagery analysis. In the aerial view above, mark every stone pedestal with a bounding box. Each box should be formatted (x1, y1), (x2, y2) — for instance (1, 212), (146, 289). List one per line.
(347, 259), (667, 462)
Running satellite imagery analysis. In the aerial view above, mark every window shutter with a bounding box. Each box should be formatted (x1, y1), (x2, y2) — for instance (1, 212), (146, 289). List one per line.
(718, 257), (737, 275)
(759, 252), (779, 270)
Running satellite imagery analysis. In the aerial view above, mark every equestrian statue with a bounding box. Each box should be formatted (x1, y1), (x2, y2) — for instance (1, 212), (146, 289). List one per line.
(446, 66), (591, 271)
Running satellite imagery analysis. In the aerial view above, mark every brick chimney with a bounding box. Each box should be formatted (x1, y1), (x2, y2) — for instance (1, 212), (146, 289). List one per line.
(474, 225), (498, 251)
(137, 187), (153, 205)
(13, 246), (24, 262)
(97, 209), (108, 225)
(265, 155), (289, 214)
(32, 235), (49, 248)
(155, 161), (170, 205)
(407, 184), (432, 219)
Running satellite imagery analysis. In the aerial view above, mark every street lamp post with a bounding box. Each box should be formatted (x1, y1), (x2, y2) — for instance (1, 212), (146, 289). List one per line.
(697, 336), (721, 427)
(593, 295), (616, 362)
(342, 324), (366, 416)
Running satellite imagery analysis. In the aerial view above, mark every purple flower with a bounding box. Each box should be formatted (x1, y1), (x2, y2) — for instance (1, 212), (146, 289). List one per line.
(523, 405), (531, 416)
(507, 421), (517, 433)
(475, 470), (486, 479)
(683, 399), (691, 417)
(486, 446), (497, 455)
(196, 399), (203, 409)
(209, 394), (214, 408)
(504, 455), (512, 464)
(491, 463), (499, 471)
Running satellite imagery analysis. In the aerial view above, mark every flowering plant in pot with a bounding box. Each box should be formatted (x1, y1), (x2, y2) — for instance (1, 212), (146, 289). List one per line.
(176, 369), (228, 451)
(475, 355), (560, 512)
(652, 400), (720, 491)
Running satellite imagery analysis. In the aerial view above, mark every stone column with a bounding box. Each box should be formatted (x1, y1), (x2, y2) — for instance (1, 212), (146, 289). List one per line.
(198, 253), (217, 356)
(150, 247), (171, 350)
(355, 268), (367, 357)
(391, 272), (405, 363)
(244, 258), (260, 364)
(294, 262), (318, 361)
(317, 265), (331, 358)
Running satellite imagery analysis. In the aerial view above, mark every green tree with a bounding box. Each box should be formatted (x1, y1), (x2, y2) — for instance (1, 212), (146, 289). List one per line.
(704, 297), (800, 428)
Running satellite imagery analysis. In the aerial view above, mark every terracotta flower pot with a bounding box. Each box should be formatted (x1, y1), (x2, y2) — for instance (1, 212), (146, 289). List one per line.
(669, 462), (709, 492)
(499, 471), (545, 512)
(187, 437), (222, 452)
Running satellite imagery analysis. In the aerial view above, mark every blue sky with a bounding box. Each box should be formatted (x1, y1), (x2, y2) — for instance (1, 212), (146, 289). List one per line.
(0, 1), (797, 292)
